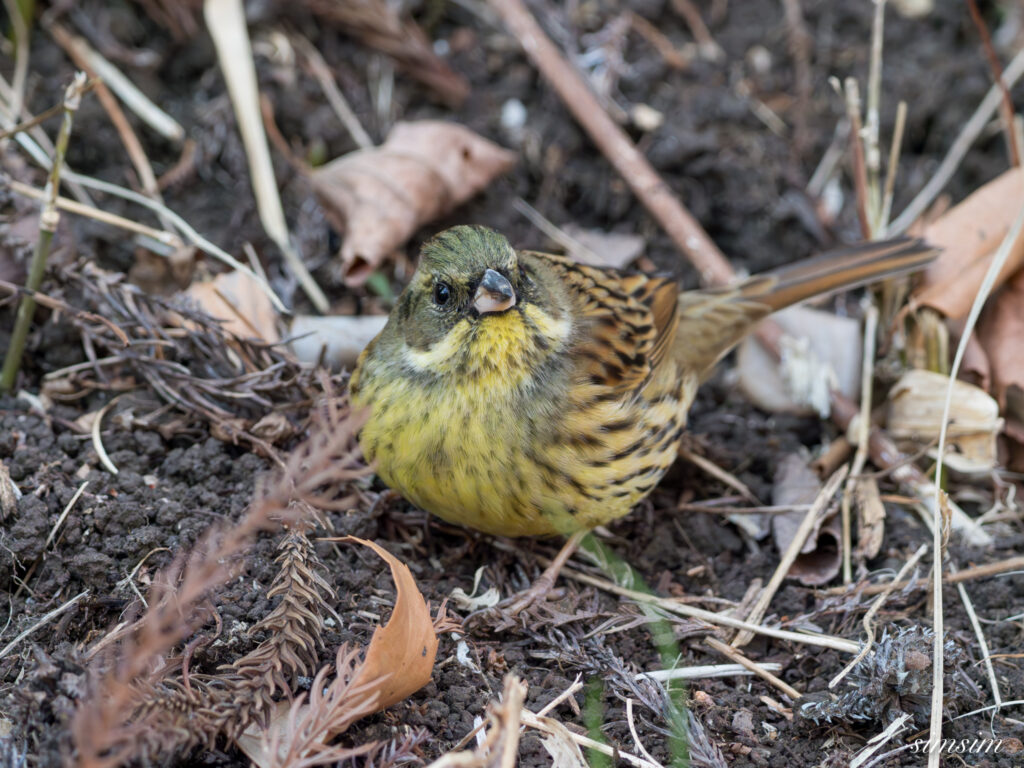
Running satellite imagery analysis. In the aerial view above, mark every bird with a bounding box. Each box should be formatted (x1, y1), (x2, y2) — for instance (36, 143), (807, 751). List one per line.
(350, 225), (936, 611)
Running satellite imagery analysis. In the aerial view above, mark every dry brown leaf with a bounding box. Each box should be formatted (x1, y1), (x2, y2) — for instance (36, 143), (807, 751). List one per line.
(771, 454), (842, 586)
(977, 266), (1024, 411)
(310, 121), (516, 285)
(184, 269), (281, 343)
(337, 536), (439, 716)
(912, 166), (1024, 318)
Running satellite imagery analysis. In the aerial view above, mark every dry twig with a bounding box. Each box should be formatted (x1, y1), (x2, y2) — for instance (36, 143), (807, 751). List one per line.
(965, 0), (1022, 167)
(306, 0), (469, 107)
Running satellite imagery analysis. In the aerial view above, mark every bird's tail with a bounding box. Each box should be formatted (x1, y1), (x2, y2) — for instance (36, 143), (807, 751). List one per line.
(675, 236), (938, 375)
(732, 236), (938, 312)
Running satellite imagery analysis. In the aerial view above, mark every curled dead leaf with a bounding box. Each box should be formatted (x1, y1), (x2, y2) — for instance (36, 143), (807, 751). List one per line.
(978, 267), (1024, 412)
(912, 166), (1024, 319)
(184, 269), (281, 344)
(887, 368), (1002, 473)
(310, 121), (516, 285)
(772, 454), (841, 586)
(327, 536), (438, 717)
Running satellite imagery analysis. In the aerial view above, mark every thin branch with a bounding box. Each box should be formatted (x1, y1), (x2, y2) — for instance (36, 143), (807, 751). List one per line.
(966, 0), (1021, 166)
(489, 0), (734, 285)
(822, 553), (1024, 596)
(891, 47), (1024, 233)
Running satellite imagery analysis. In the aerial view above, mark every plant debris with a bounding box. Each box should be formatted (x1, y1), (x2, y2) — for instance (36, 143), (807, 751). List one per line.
(797, 626), (980, 728)
(36, 262), (331, 454)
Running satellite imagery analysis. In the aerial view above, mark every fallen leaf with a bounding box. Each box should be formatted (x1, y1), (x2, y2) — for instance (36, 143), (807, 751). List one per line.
(289, 315), (388, 370)
(977, 267), (1024, 412)
(184, 269), (281, 343)
(912, 166), (1024, 319)
(329, 536), (438, 716)
(560, 224), (646, 270)
(310, 121), (516, 285)
(887, 368), (1002, 473)
(771, 454), (841, 586)
(737, 306), (862, 416)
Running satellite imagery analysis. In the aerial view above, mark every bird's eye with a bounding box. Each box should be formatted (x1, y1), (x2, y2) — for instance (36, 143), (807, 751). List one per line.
(433, 281), (451, 306)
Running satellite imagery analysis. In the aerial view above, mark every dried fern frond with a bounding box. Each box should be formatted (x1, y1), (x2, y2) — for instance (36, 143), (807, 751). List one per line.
(797, 626), (980, 728)
(72, 401), (368, 768)
(258, 645), (384, 768)
(218, 527), (339, 738)
(39, 261), (338, 456)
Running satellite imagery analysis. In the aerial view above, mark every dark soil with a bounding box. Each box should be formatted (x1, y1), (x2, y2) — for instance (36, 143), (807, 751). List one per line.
(2, 1), (1023, 767)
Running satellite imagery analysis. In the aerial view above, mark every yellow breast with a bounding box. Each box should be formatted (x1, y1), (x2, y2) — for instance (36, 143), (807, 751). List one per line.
(352, 308), (697, 537)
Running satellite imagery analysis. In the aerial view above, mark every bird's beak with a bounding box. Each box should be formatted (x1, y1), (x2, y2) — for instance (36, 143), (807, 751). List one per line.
(473, 268), (516, 315)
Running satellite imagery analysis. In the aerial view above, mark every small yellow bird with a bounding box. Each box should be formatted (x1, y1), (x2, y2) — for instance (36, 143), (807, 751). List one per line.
(350, 226), (934, 602)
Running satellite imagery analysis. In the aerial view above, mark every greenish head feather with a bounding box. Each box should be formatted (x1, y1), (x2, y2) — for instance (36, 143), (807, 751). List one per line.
(381, 225), (519, 352)
(419, 225), (518, 280)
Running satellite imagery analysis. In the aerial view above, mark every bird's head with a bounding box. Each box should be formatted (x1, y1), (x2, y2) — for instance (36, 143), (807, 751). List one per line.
(372, 225), (571, 382)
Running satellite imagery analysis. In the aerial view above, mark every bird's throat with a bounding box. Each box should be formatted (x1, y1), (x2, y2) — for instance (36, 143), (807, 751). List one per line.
(403, 304), (570, 390)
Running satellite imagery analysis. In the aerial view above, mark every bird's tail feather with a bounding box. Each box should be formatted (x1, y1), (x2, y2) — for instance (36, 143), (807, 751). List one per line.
(736, 235), (938, 313)
(675, 236), (938, 376)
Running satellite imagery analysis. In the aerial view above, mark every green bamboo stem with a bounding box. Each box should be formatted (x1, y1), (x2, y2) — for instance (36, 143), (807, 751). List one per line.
(1, 72), (87, 392)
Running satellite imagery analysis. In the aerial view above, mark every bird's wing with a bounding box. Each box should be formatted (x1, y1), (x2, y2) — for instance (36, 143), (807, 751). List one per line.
(523, 251), (679, 396)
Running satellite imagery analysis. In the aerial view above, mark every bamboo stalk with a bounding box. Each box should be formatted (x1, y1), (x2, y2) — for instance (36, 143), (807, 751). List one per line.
(1, 73), (88, 392)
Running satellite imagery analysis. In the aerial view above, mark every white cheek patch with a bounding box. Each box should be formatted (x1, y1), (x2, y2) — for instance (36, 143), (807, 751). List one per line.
(402, 323), (468, 371)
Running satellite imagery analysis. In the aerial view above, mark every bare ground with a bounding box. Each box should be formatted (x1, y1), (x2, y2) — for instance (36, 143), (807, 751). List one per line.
(1, 1), (1023, 767)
